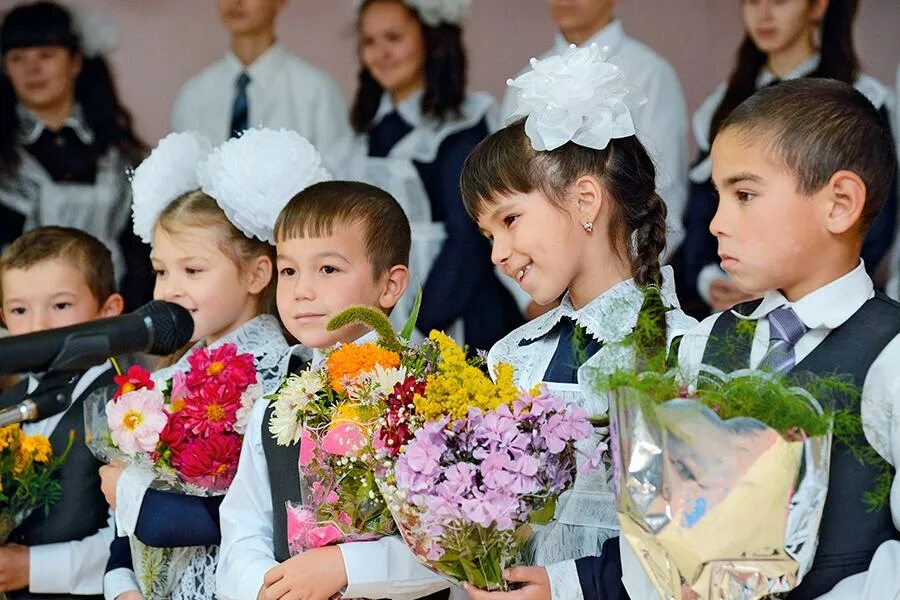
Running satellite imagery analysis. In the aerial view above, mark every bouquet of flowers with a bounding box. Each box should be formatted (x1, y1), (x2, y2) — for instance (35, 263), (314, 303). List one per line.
(607, 364), (837, 600)
(375, 333), (594, 591)
(267, 304), (444, 554)
(0, 423), (73, 541)
(84, 344), (261, 597)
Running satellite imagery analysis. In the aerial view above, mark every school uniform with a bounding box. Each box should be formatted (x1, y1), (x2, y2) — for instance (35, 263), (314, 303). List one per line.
(681, 55), (898, 309)
(103, 315), (289, 600)
(171, 42), (351, 168)
(328, 91), (523, 351)
(501, 20), (690, 257)
(576, 261), (900, 600)
(485, 267), (696, 600)
(0, 362), (117, 599)
(0, 105), (151, 309)
(216, 331), (450, 600)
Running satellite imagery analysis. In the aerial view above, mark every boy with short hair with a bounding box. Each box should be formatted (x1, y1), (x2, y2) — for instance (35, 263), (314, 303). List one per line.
(217, 181), (448, 600)
(0, 226), (124, 599)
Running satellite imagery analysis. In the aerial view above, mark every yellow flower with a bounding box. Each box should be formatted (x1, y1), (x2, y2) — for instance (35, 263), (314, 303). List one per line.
(0, 424), (20, 452)
(330, 404), (362, 428)
(414, 331), (516, 421)
(21, 434), (53, 464)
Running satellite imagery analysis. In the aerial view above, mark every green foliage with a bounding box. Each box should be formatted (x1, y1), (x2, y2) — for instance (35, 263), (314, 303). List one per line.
(327, 305), (401, 352)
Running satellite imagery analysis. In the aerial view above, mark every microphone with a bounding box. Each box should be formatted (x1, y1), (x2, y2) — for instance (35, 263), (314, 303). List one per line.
(0, 301), (194, 376)
(0, 372), (74, 427)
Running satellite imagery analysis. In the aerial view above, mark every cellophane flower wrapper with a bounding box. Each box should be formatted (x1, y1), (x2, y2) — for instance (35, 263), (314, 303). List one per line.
(610, 368), (832, 600)
(376, 386), (594, 591)
(274, 342), (417, 554)
(83, 346), (261, 598)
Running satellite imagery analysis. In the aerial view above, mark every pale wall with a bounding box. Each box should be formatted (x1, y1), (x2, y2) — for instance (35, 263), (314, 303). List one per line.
(5, 0), (898, 145)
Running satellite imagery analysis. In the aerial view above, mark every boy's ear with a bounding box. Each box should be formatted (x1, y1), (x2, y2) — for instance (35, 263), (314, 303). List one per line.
(378, 265), (409, 311)
(572, 175), (605, 228)
(246, 255), (274, 295)
(823, 170), (866, 236)
(100, 293), (125, 318)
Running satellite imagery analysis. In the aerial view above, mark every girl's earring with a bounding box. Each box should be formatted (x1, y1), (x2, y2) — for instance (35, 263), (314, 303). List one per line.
(583, 221), (594, 233)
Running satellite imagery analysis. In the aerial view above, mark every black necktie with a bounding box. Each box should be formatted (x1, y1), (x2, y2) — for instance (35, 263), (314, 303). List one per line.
(367, 110), (413, 157)
(230, 72), (250, 138)
(541, 318), (604, 384)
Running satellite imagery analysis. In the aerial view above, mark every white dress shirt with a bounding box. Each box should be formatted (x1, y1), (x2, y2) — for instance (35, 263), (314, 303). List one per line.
(616, 261), (900, 600)
(21, 362), (115, 595)
(171, 43), (351, 167)
(216, 333), (450, 600)
(501, 20), (689, 256)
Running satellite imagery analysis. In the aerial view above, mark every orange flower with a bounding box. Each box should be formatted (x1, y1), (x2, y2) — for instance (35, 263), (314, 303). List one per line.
(326, 344), (400, 394)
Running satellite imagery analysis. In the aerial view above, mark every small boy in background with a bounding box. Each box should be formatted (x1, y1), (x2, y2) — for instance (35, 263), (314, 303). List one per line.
(0, 226), (124, 599)
(218, 181), (449, 600)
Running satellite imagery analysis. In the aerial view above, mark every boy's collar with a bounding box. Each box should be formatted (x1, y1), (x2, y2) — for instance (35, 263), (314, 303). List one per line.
(732, 260), (872, 330)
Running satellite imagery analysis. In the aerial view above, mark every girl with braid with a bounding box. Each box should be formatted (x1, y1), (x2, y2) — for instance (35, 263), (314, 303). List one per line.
(458, 45), (696, 600)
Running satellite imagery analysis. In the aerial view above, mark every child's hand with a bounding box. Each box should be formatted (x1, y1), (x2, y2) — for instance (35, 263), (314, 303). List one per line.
(115, 592), (144, 600)
(99, 464), (125, 509)
(0, 543), (30, 592)
(261, 546), (347, 600)
(464, 566), (551, 600)
(708, 278), (757, 312)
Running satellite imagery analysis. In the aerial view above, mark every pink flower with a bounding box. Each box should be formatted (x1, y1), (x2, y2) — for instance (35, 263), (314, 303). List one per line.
(106, 389), (168, 455)
(321, 422), (367, 457)
(308, 524), (344, 548)
(173, 432), (242, 491)
(170, 371), (189, 405)
(180, 385), (241, 437)
(299, 427), (317, 467)
(113, 365), (155, 399)
(185, 343), (257, 396)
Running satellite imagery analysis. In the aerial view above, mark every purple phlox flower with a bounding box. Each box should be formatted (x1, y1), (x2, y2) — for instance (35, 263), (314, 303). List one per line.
(415, 416), (451, 448)
(529, 386), (565, 417)
(540, 404), (593, 453)
(438, 462), (477, 497)
(563, 404), (593, 441)
(395, 451), (438, 493)
(579, 438), (609, 476)
(466, 406), (484, 428)
(477, 406), (526, 451)
(425, 541), (446, 561)
(423, 492), (462, 522)
(480, 451), (515, 490)
(461, 490), (520, 531)
(506, 453), (541, 494)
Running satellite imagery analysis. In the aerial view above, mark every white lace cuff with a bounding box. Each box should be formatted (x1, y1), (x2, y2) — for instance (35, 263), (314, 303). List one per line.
(546, 560), (584, 600)
(103, 568), (140, 600)
(115, 464), (154, 537)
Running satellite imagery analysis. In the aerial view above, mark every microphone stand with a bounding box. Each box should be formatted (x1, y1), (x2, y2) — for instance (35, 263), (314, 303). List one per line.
(0, 370), (79, 427)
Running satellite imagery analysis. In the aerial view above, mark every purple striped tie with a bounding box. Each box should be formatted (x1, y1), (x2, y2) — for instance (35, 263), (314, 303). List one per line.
(758, 306), (808, 374)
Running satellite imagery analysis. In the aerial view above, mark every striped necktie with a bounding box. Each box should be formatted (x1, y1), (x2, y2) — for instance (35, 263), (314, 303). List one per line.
(230, 72), (250, 138)
(758, 306), (808, 374)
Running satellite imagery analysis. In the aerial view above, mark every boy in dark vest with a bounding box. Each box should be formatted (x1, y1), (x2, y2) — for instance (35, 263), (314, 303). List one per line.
(0, 226), (125, 599)
(217, 182), (450, 600)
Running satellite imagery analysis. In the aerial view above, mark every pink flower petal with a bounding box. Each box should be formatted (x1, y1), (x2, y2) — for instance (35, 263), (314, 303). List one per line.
(322, 422), (367, 457)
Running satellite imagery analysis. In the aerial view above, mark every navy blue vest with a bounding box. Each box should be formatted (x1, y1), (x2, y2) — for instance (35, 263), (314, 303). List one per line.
(703, 293), (900, 598)
(1, 370), (113, 600)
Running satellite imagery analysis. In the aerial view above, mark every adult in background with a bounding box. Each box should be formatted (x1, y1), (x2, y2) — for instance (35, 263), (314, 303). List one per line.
(0, 1), (151, 309)
(172, 0), (350, 161)
(332, 0), (523, 352)
(501, 0), (689, 262)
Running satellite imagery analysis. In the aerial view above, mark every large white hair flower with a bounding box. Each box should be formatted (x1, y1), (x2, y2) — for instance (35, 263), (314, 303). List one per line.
(353, 0), (470, 27)
(198, 128), (331, 244)
(507, 44), (647, 151)
(131, 131), (213, 244)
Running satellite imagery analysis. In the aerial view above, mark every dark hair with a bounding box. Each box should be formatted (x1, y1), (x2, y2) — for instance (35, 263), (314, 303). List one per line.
(709, 0), (859, 144)
(0, 2), (147, 176)
(0, 225), (116, 304)
(460, 121), (669, 360)
(275, 180), (411, 277)
(720, 78), (896, 232)
(351, 0), (466, 133)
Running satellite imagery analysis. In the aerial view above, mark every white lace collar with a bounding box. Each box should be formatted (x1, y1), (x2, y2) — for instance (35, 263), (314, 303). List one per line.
(514, 266), (681, 345)
(154, 314), (290, 394)
(17, 103), (94, 145)
(369, 90), (497, 163)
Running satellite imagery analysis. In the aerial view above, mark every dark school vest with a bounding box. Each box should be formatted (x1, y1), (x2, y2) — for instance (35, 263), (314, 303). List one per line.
(2, 369), (114, 600)
(702, 293), (900, 599)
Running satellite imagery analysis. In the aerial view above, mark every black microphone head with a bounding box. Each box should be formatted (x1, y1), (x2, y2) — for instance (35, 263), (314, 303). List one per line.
(136, 301), (194, 355)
